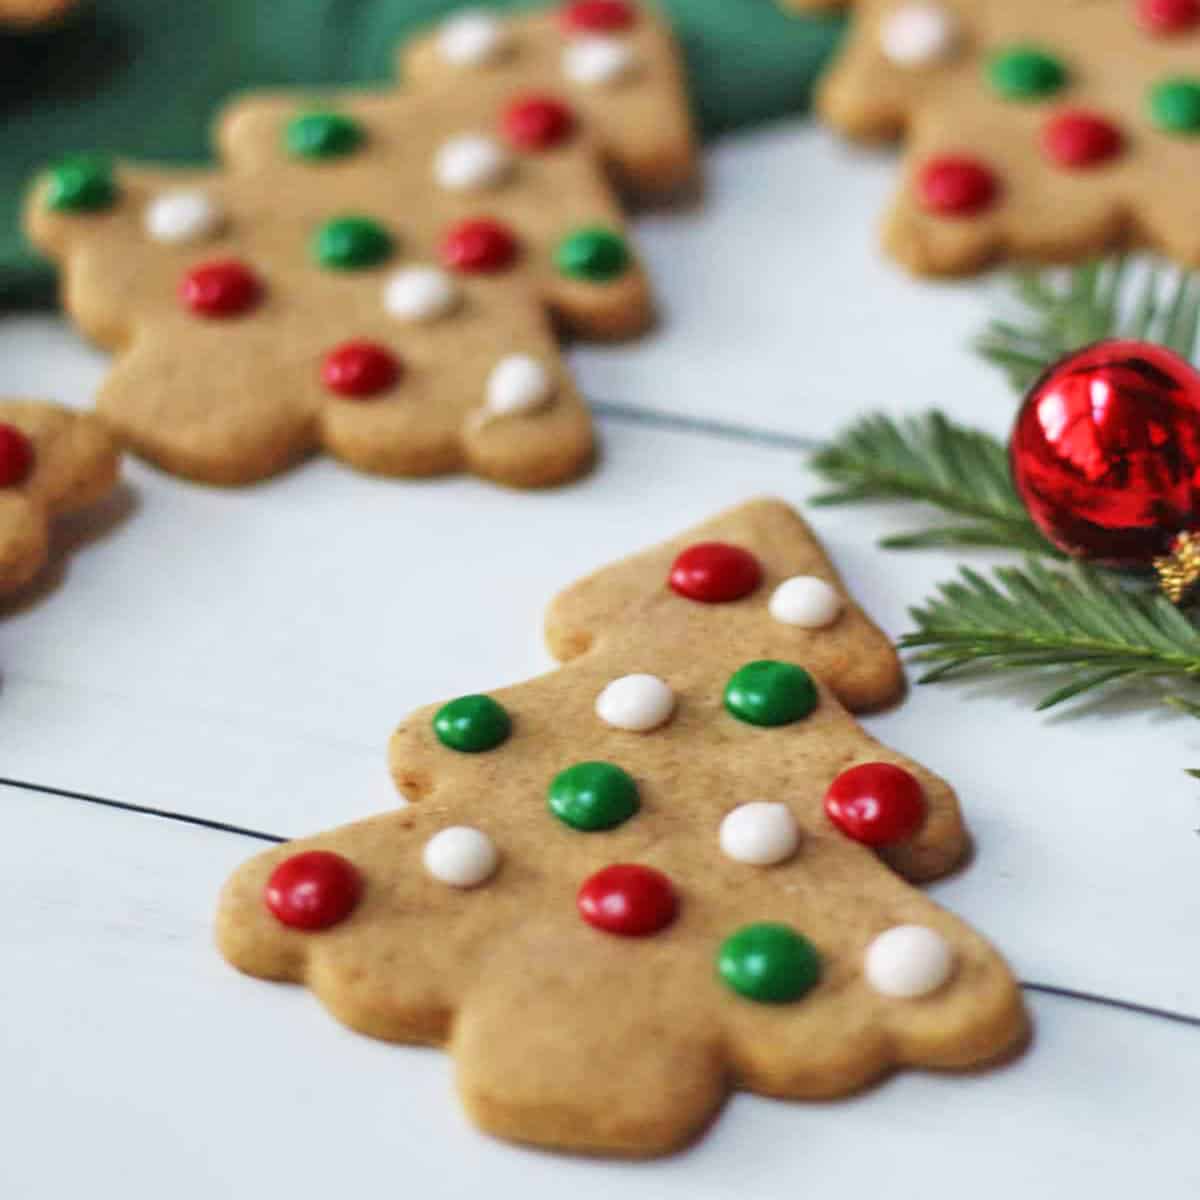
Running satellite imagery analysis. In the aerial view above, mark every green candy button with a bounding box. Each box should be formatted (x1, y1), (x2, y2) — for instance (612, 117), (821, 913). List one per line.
(723, 661), (817, 727)
(313, 216), (393, 270)
(286, 111), (364, 159)
(718, 923), (821, 1004)
(555, 227), (631, 282)
(46, 154), (117, 213)
(987, 46), (1067, 100)
(1149, 79), (1200, 135)
(548, 761), (639, 831)
(433, 695), (511, 753)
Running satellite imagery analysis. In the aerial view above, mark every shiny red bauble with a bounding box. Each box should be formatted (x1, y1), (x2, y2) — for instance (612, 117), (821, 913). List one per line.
(1041, 110), (1123, 169)
(265, 850), (362, 930)
(502, 95), (576, 151)
(916, 156), (998, 217)
(1010, 339), (1200, 565)
(824, 763), (926, 847)
(668, 542), (763, 603)
(577, 863), (677, 936)
(180, 259), (262, 317)
(0, 422), (34, 487)
(560, 0), (635, 33)
(321, 340), (401, 397)
(1136, 0), (1200, 34)
(440, 218), (519, 274)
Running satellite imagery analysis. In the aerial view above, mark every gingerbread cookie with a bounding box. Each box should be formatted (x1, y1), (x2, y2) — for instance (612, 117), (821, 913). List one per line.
(26, 1), (695, 487)
(794, 1), (1200, 274)
(217, 498), (1027, 1158)
(0, 401), (120, 595)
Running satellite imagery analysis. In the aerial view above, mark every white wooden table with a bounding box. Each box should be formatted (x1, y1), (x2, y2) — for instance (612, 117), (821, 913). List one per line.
(2, 119), (1197, 1199)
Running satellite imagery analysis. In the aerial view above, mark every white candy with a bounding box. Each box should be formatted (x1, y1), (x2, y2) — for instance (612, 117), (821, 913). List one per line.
(864, 925), (954, 998)
(879, 3), (957, 67)
(719, 802), (800, 866)
(769, 576), (843, 628)
(423, 826), (499, 888)
(595, 674), (675, 732)
(438, 10), (508, 67)
(484, 355), (554, 418)
(562, 35), (637, 86)
(434, 134), (512, 192)
(144, 189), (223, 244)
(383, 266), (459, 322)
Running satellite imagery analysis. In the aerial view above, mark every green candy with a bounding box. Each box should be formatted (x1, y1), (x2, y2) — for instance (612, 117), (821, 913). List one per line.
(45, 154), (117, 213)
(718, 923), (821, 1004)
(547, 761), (639, 831)
(1148, 79), (1200, 135)
(433, 695), (511, 753)
(285, 110), (363, 159)
(554, 227), (631, 282)
(723, 661), (817, 727)
(987, 46), (1067, 100)
(312, 216), (393, 269)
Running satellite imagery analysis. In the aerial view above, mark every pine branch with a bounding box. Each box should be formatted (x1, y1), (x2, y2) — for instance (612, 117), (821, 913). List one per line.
(976, 260), (1200, 392)
(901, 558), (1200, 712)
(810, 412), (1058, 555)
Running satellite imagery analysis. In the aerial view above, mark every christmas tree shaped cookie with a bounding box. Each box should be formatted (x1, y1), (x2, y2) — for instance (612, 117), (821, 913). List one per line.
(0, 401), (120, 594)
(790, 0), (1200, 275)
(26, 1), (695, 487)
(217, 498), (1027, 1157)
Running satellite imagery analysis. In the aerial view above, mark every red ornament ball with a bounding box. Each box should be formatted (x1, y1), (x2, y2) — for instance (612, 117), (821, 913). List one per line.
(1136, 0), (1200, 34)
(321, 340), (401, 397)
(824, 763), (926, 847)
(577, 863), (678, 936)
(502, 95), (576, 151)
(1010, 339), (1200, 565)
(668, 542), (763, 603)
(560, 0), (635, 32)
(180, 259), (262, 318)
(265, 850), (362, 930)
(916, 156), (998, 217)
(1041, 110), (1123, 169)
(0, 422), (34, 487)
(440, 218), (519, 274)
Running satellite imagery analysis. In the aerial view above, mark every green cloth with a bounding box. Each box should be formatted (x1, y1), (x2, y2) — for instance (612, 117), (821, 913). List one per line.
(0, 0), (843, 307)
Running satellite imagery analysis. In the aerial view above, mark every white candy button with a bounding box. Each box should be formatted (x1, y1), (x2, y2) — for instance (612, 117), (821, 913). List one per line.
(562, 36), (637, 86)
(438, 10), (508, 66)
(595, 674), (675, 732)
(434, 134), (512, 192)
(144, 190), (223, 244)
(880, 3), (957, 67)
(423, 826), (499, 888)
(383, 266), (459, 322)
(769, 576), (843, 628)
(865, 925), (954, 998)
(484, 355), (554, 417)
(719, 802), (800, 866)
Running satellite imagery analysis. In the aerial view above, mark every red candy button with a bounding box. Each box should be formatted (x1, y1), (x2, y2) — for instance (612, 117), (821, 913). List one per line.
(501, 95), (576, 151)
(1042, 110), (1123, 168)
(440, 218), (519, 274)
(0, 423), (34, 487)
(916, 156), (998, 217)
(265, 850), (362, 930)
(321, 340), (401, 397)
(668, 542), (763, 603)
(180, 259), (261, 318)
(560, 0), (635, 32)
(824, 763), (926, 847)
(1136, 0), (1200, 33)
(577, 864), (677, 936)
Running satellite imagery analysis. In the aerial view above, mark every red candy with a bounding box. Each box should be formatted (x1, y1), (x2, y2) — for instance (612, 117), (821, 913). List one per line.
(916, 156), (998, 217)
(577, 863), (677, 937)
(0, 423), (34, 487)
(824, 763), (926, 847)
(180, 259), (261, 318)
(1136, 0), (1200, 33)
(265, 850), (362, 930)
(1042, 110), (1123, 169)
(501, 95), (576, 151)
(560, 0), (635, 32)
(440, 218), (519, 274)
(321, 340), (401, 397)
(668, 542), (763, 603)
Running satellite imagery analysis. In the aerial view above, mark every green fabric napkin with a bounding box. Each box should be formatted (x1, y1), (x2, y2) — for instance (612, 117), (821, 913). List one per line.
(0, 0), (842, 307)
